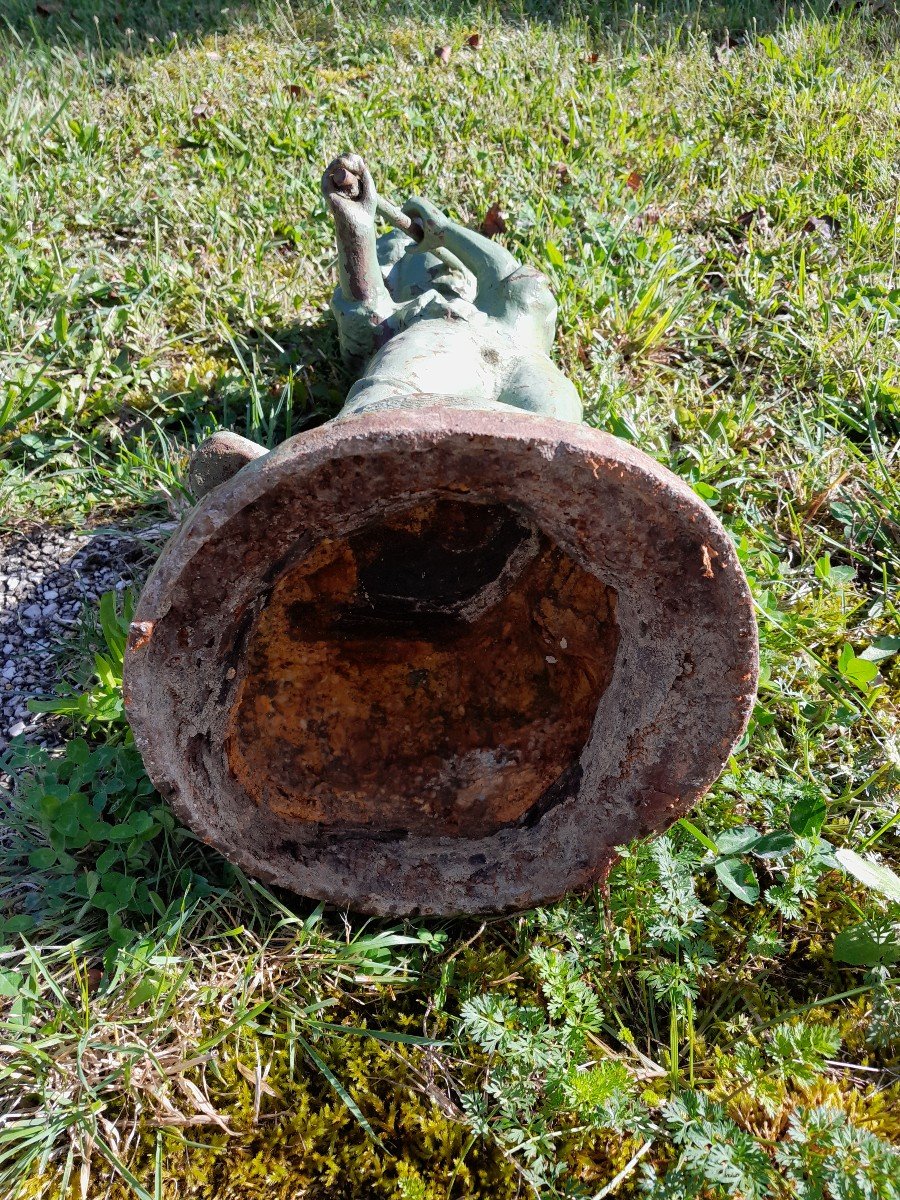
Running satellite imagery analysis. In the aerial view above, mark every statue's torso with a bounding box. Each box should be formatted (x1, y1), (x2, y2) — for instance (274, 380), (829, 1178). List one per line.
(357, 304), (516, 405)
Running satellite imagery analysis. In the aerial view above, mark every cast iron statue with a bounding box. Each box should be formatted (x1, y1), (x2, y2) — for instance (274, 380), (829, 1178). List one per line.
(324, 153), (581, 421)
(125, 154), (758, 916)
(189, 154), (580, 497)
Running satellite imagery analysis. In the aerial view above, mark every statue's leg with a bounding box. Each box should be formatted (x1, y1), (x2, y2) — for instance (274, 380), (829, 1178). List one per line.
(400, 197), (520, 300)
(498, 354), (583, 424)
(330, 285), (388, 371)
(339, 376), (411, 417)
(323, 155), (397, 368)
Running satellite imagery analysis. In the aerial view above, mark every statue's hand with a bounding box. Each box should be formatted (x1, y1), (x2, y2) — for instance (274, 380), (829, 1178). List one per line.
(322, 153), (378, 226)
(402, 197), (449, 251)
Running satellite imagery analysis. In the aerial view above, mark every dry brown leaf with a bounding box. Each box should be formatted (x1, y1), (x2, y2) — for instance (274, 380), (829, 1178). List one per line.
(286, 83), (305, 99)
(175, 1076), (235, 1134)
(728, 207), (769, 242)
(805, 470), (851, 520)
(586, 51), (600, 64)
(803, 214), (841, 239)
(715, 29), (745, 59)
(552, 161), (571, 185)
(235, 1058), (281, 1099)
(625, 170), (643, 192)
(480, 202), (507, 238)
(435, 44), (452, 65)
(467, 32), (483, 49)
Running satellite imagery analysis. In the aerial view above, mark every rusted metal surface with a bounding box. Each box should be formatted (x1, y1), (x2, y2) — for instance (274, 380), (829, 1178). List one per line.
(187, 430), (267, 499)
(225, 498), (619, 840)
(124, 408), (759, 915)
(124, 155), (758, 915)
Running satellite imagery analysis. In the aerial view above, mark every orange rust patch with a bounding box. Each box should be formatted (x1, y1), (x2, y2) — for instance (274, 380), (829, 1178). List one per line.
(225, 499), (619, 839)
(128, 620), (155, 652)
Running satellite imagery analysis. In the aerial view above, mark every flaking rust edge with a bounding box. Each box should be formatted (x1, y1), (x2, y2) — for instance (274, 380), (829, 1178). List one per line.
(124, 410), (758, 915)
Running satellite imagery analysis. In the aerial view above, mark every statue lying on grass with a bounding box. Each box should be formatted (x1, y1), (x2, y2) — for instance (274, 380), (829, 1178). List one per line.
(189, 153), (580, 496)
(125, 152), (756, 916)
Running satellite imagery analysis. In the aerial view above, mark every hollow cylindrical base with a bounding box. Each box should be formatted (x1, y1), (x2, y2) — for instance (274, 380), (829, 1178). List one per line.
(125, 405), (758, 915)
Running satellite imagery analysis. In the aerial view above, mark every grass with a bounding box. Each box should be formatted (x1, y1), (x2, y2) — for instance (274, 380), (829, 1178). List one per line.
(0, 0), (899, 1196)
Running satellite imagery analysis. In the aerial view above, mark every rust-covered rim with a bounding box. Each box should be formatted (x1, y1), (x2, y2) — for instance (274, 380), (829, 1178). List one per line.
(124, 404), (759, 916)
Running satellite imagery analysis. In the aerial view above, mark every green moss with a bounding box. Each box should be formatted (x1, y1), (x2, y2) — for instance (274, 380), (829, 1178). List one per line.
(90, 1033), (515, 1200)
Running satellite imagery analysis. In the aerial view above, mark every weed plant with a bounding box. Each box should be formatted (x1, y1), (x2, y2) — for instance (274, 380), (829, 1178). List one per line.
(0, 1), (899, 1197)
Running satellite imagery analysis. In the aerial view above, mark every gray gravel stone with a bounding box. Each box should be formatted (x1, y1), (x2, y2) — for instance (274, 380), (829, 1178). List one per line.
(0, 523), (172, 751)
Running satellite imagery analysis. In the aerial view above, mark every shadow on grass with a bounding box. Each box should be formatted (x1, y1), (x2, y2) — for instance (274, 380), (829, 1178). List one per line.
(151, 309), (349, 452)
(2, 0), (836, 58)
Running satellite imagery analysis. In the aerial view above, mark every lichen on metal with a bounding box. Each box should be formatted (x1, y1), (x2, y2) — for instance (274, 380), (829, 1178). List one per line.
(124, 155), (759, 916)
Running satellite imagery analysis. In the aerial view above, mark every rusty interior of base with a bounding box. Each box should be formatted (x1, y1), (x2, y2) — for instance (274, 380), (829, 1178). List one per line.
(224, 497), (620, 839)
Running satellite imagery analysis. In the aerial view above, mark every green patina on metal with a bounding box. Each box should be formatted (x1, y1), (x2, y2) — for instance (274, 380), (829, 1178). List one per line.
(323, 154), (581, 423)
(188, 153), (581, 497)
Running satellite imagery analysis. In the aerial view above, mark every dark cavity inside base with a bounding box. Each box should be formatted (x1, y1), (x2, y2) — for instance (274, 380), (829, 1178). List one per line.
(225, 498), (620, 839)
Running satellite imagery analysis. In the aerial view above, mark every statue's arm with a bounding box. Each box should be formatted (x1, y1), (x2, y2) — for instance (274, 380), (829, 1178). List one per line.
(402, 197), (519, 296)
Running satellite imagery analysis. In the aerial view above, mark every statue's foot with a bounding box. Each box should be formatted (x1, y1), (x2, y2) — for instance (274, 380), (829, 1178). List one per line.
(188, 431), (267, 499)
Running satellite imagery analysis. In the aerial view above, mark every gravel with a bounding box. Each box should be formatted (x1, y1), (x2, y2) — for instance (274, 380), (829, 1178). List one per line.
(0, 524), (172, 754)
